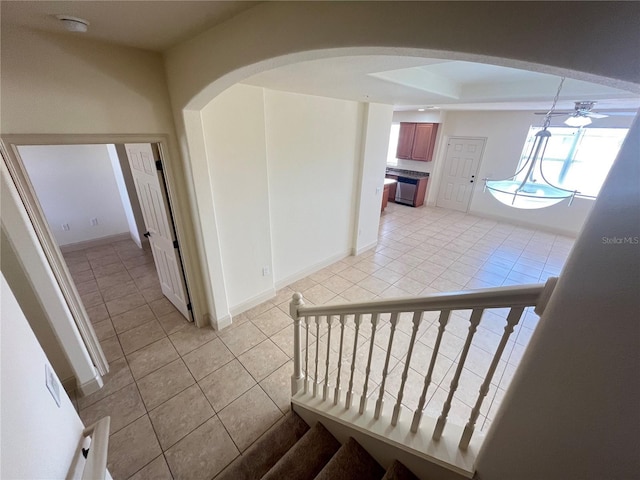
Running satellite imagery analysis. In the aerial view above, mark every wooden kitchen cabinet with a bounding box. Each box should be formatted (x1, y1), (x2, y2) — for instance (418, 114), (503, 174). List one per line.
(386, 175), (398, 202)
(414, 177), (429, 207)
(396, 123), (416, 159)
(396, 122), (439, 162)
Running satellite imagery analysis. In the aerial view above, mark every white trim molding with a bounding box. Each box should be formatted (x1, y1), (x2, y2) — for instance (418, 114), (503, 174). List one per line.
(59, 232), (133, 253)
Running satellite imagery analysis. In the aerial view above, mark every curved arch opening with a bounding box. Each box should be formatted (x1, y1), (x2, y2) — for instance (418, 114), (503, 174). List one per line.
(185, 46), (637, 112)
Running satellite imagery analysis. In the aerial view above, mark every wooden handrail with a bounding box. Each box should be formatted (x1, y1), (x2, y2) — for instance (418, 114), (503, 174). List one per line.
(293, 283), (546, 318)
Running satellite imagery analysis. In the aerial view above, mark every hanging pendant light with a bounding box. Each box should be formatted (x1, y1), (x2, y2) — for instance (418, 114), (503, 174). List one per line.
(484, 77), (578, 209)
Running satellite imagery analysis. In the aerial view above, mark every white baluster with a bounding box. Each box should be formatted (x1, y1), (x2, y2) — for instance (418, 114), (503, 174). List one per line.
(334, 315), (347, 405)
(433, 308), (483, 440)
(290, 293), (305, 395)
(304, 316), (311, 394)
(375, 312), (399, 419)
(392, 311), (423, 426)
(346, 314), (363, 410)
(360, 313), (380, 414)
(459, 307), (524, 449)
(411, 309), (451, 432)
(314, 316), (321, 397)
(323, 315), (334, 401)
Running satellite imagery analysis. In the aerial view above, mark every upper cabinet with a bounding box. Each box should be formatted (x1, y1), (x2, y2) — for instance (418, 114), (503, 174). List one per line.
(396, 122), (439, 162)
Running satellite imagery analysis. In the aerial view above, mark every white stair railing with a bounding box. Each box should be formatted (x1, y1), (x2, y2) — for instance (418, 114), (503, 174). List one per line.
(290, 277), (557, 451)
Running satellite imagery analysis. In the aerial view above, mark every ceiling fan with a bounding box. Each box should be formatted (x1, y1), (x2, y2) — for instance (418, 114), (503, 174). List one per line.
(535, 101), (608, 127)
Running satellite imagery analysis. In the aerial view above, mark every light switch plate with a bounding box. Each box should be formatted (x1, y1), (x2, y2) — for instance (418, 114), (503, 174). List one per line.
(45, 364), (61, 408)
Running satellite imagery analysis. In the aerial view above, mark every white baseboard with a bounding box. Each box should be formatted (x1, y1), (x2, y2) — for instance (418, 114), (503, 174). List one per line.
(229, 287), (277, 316)
(78, 372), (104, 396)
(275, 250), (351, 290)
(468, 211), (579, 238)
(212, 314), (232, 331)
(352, 240), (377, 257)
(59, 232), (133, 253)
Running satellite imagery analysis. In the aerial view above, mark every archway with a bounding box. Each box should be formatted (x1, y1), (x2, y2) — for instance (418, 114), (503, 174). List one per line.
(163, 2), (639, 327)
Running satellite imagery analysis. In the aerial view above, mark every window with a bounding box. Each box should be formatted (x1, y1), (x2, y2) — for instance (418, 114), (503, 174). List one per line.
(517, 126), (628, 198)
(386, 123), (400, 166)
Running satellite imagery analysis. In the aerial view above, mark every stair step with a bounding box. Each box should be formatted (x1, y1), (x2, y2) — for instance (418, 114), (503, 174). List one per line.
(262, 422), (340, 480)
(382, 460), (420, 480)
(215, 411), (309, 480)
(314, 437), (384, 480)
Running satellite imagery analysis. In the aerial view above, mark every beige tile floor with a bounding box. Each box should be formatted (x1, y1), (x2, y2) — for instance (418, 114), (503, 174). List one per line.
(64, 203), (574, 480)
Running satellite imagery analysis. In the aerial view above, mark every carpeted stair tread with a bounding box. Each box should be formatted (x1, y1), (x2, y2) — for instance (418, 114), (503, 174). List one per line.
(215, 411), (309, 480)
(262, 422), (340, 480)
(314, 437), (384, 480)
(381, 460), (420, 480)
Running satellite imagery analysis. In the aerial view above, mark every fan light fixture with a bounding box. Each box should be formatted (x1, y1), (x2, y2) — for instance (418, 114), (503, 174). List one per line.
(564, 115), (592, 127)
(484, 77), (578, 209)
(56, 15), (89, 33)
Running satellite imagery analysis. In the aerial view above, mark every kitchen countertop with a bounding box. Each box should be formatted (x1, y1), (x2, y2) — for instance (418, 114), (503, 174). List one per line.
(385, 168), (430, 180)
(383, 178), (397, 186)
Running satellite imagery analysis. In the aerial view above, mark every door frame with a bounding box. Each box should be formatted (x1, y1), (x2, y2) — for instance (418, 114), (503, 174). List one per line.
(434, 136), (487, 213)
(1, 133), (203, 376)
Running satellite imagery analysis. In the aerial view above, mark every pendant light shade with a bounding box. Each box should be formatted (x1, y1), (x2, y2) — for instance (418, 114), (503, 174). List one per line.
(484, 77), (578, 209)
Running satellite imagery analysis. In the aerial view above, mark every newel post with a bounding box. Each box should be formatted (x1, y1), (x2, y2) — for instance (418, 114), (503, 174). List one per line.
(290, 293), (305, 396)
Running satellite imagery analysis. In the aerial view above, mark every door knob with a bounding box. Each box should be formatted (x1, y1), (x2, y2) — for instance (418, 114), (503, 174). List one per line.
(144, 232), (151, 238)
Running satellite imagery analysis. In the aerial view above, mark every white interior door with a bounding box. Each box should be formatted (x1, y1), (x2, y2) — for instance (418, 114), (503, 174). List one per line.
(124, 143), (190, 319)
(437, 137), (485, 212)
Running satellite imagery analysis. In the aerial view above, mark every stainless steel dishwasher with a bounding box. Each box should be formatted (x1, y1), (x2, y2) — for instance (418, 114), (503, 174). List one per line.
(395, 177), (417, 206)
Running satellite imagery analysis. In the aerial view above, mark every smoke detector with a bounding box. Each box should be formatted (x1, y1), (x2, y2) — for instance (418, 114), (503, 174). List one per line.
(56, 15), (89, 33)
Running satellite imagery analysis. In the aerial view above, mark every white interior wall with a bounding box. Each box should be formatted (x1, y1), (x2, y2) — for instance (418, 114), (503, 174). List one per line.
(264, 89), (362, 286)
(107, 144), (141, 247)
(201, 84), (274, 311)
(1, 25), (177, 136)
(114, 144), (150, 249)
(0, 229), (74, 384)
(431, 110), (634, 236)
(354, 103), (394, 254)
(1, 162), (101, 394)
(19, 144), (131, 246)
(1, 272), (85, 480)
(200, 85), (369, 311)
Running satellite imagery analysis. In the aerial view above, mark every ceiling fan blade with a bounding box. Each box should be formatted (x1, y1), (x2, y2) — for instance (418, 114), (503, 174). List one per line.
(586, 112), (608, 119)
(534, 112), (568, 116)
(603, 111), (638, 117)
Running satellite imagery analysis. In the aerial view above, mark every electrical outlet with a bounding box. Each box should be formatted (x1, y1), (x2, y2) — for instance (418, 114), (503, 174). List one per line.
(376, 187), (381, 194)
(262, 266), (271, 276)
(45, 364), (61, 408)
(61, 223), (70, 231)
(90, 218), (98, 226)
